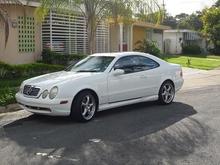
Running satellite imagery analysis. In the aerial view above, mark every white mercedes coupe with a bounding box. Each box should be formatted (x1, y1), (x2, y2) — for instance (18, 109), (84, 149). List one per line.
(16, 52), (184, 122)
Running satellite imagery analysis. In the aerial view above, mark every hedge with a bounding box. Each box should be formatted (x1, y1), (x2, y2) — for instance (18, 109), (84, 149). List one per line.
(0, 62), (64, 79)
(182, 44), (202, 55)
(41, 49), (87, 65)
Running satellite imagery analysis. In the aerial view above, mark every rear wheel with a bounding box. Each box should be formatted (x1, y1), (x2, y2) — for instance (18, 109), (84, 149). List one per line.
(70, 91), (97, 122)
(158, 81), (175, 105)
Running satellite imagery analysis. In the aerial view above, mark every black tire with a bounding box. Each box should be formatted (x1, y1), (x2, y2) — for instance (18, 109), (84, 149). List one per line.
(158, 81), (175, 105)
(70, 91), (98, 122)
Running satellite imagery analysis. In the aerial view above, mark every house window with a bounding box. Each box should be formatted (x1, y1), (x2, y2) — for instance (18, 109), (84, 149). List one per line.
(18, 16), (35, 53)
(145, 29), (153, 41)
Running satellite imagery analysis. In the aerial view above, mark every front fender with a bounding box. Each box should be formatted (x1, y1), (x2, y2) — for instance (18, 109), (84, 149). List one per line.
(57, 75), (108, 105)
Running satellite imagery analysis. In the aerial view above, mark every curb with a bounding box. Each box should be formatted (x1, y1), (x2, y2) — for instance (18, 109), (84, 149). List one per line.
(0, 104), (22, 114)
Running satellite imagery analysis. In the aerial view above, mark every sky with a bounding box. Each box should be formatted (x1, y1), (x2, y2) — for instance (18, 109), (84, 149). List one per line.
(163, 0), (216, 16)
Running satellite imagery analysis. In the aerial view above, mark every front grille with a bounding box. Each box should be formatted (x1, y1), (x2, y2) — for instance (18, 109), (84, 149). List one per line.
(23, 85), (40, 97)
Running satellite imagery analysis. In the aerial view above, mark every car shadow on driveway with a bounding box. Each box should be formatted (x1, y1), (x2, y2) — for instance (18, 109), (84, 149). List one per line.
(2, 102), (211, 165)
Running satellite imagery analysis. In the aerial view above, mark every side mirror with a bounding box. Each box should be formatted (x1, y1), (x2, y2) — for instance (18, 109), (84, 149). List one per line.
(112, 69), (124, 76)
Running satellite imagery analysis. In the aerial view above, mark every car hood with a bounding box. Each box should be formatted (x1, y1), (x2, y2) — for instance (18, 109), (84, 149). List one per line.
(24, 71), (96, 87)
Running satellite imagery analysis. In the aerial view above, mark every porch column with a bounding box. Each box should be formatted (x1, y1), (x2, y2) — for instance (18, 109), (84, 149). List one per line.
(130, 24), (133, 51)
(119, 23), (123, 52)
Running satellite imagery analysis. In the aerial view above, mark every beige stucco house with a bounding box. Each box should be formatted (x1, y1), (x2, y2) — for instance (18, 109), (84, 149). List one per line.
(0, 0), (42, 64)
(0, 0), (170, 64)
(109, 20), (170, 53)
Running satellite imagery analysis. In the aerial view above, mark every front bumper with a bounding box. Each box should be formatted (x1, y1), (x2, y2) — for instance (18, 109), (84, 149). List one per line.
(15, 93), (72, 116)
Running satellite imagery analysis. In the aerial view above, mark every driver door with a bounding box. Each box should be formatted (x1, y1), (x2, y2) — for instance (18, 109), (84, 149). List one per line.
(107, 56), (145, 103)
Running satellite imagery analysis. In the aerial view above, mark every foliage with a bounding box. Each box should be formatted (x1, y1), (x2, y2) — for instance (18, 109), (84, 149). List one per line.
(163, 11), (203, 31)
(0, 87), (17, 106)
(202, 7), (220, 54)
(182, 45), (202, 54)
(162, 14), (177, 29)
(134, 39), (161, 57)
(41, 49), (87, 65)
(178, 12), (203, 31)
(134, 1), (163, 24)
(0, 60), (65, 106)
(0, 61), (64, 79)
(214, 0), (220, 7)
(164, 55), (220, 70)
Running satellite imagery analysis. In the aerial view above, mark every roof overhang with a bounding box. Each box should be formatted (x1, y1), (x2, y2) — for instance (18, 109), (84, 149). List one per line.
(133, 21), (171, 30)
(108, 17), (171, 30)
(164, 29), (199, 33)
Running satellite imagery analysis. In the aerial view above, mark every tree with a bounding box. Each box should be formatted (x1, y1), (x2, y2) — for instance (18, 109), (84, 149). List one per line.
(162, 13), (177, 29)
(134, 0), (163, 24)
(175, 13), (189, 21)
(0, 7), (9, 48)
(163, 11), (203, 31)
(202, 7), (220, 54)
(214, 0), (220, 7)
(175, 13), (202, 30)
(38, 0), (162, 54)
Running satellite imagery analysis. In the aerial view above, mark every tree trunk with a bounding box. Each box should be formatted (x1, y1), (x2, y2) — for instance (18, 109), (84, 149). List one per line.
(87, 21), (97, 54)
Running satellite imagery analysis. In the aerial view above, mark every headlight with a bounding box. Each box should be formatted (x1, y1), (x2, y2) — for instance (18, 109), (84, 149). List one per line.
(19, 83), (24, 93)
(49, 86), (58, 99)
(19, 86), (23, 93)
(42, 90), (49, 99)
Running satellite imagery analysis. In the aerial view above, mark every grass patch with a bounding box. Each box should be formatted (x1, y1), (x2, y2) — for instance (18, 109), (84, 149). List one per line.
(164, 55), (220, 70)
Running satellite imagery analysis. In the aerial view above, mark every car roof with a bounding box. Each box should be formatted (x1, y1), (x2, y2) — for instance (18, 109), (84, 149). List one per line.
(91, 52), (151, 58)
(90, 52), (166, 64)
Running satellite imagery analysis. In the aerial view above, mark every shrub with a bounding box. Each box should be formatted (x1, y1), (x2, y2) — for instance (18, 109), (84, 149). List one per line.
(42, 49), (87, 65)
(134, 39), (161, 57)
(182, 44), (202, 54)
(0, 62), (64, 79)
(0, 87), (17, 106)
(208, 47), (220, 55)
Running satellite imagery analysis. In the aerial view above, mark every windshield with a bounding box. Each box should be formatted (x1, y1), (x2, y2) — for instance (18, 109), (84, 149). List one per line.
(66, 56), (115, 72)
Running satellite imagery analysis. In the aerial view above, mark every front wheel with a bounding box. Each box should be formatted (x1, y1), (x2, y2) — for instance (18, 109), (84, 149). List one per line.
(70, 91), (97, 122)
(158, 81), (175, 105)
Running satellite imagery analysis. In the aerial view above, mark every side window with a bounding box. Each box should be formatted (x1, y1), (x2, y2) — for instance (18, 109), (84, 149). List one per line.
(113, 56), (136, 74)
(113, 55), (159, 74)
(135, 56), (159, 71)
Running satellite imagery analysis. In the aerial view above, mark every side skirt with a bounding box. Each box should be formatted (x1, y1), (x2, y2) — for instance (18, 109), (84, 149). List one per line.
(98, 95), (158, 112)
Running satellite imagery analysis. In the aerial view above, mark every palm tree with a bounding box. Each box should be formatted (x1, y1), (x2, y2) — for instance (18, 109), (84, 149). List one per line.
(0, 7), (9, 48)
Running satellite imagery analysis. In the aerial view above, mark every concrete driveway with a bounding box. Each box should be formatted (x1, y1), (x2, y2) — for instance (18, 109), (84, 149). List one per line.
(0, 68), (220, 165)
(182, 67), (220, 90)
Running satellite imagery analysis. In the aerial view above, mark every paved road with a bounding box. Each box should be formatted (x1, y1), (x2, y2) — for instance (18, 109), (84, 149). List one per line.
(0, 69), (220, 165)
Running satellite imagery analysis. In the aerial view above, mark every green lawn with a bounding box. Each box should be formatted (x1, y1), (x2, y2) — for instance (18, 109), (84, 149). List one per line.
(164, 55), (220, 70)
